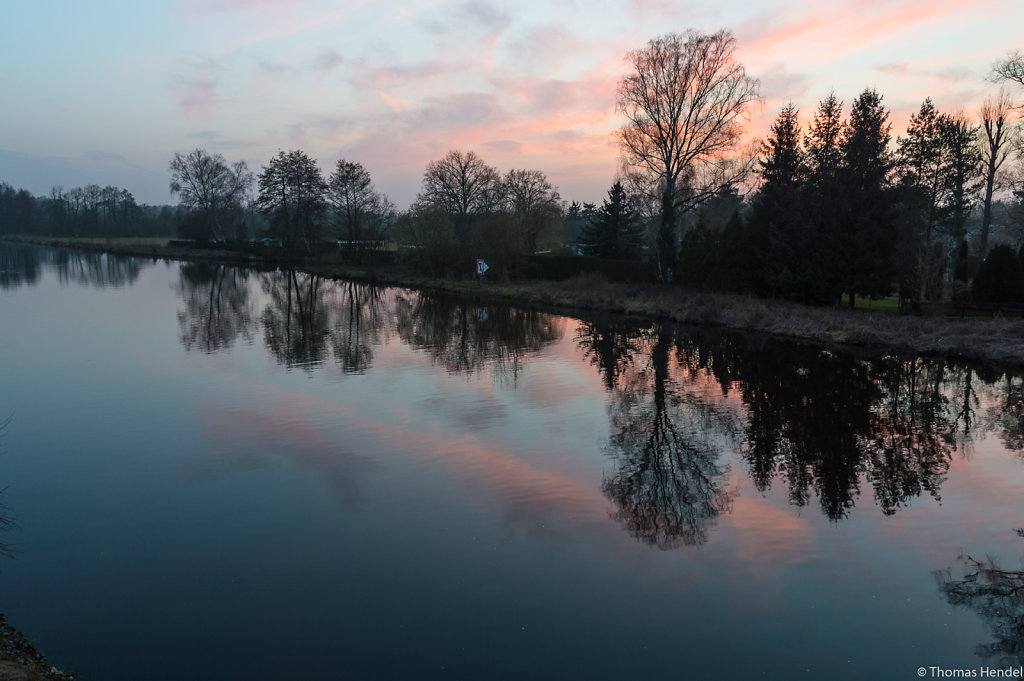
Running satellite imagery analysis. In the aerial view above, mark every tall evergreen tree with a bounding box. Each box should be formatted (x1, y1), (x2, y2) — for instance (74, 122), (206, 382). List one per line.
(752, 104), (808, 298)
(579, 181), (644, 260)
(895, 98), (946, 302)
(840, 88), (896, 308)
(803, 93), (846, 303)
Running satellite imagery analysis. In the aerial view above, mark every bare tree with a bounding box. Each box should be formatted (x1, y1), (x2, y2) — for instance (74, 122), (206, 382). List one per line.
(617, 30), (760, 280)
(502, 168), (563, 253)
(327, 160), (395, 249)
(417, 150), (503, 221)
(993, 50), (1024, 90)
(979, 89), (1019, 258)
(170, 149), (253, 242)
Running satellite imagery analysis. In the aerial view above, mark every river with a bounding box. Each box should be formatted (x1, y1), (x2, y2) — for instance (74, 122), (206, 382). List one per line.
(1, 244), (1023, 680)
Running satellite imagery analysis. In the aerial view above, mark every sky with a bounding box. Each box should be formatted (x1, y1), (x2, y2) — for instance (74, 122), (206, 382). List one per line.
(0, 0), (1020, 208)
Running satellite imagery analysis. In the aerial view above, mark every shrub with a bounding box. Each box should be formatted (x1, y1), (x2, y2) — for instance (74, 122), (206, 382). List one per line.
(972, 245), (1024, 304)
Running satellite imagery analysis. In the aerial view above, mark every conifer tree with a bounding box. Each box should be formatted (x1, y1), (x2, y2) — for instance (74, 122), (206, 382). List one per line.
(752, 104), (807, 298)
(579, 181), (643, 260)
(840, 89), (896, 307)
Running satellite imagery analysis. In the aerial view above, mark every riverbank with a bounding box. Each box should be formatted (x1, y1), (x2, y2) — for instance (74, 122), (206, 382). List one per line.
(8, 235), (1024, 370)
(0, 615), (73, 680)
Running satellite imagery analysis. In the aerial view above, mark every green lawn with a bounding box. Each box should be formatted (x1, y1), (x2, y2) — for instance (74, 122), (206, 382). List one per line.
(842, 294), (901, 313)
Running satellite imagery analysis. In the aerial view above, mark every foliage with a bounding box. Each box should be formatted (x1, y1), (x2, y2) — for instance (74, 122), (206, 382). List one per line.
(578, 181), (644, 259)
(394, 203), (459, 275)
(838, 88), (897, 306)
(256, 150), (328, 254)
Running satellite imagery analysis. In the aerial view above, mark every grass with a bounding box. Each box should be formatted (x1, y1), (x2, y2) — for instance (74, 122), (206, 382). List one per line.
(841, 294), (901, 313)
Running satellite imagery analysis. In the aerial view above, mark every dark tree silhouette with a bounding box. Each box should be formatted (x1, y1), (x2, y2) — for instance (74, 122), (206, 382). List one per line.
(973, 244), (1024, 304)
(169, 149), (253, 242)
(578, 181), (644, 260)
(839, 88), (897, 308)
(616, 30), (760, 281)
(257, 150), (328, 254)
(752, 103), (810, 298)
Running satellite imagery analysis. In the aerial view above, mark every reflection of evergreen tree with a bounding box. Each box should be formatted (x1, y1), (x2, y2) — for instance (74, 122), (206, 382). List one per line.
(864, 358), (955, 514)
(580, 321), (1001, 528)
(675, 335), (876, 521)
(936, 535), (1024, 665)
(176, 263), (255, 353)
(989, 375), (1024, 453)
(601, 330), (736, 548)
(575, 320), (643, 390)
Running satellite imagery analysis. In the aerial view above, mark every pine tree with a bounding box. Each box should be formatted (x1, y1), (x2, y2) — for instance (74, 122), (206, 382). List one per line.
(840, 89), (896, 307)
(579, 181), (643, 259)
(803, 93), (846, 303)
(752, 104), (807, 298)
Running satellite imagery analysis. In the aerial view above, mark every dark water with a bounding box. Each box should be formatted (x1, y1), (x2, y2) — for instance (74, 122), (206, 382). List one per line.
(2, 243), (1024, 680)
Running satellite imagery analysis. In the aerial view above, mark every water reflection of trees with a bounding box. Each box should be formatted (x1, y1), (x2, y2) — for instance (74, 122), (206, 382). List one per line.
(177, 268), (563, 378)
(936, 536), (1024, 665)
(0, 243), (41, 289)
(46, 249), (146, 288)
(577, 323), (1024, 536)
(0, 245), (149, 289)
(176, 263), (255, 352)
(395, 292), (563, 381)
(257, 270), (396, 372)
(593, 327), (736, 548)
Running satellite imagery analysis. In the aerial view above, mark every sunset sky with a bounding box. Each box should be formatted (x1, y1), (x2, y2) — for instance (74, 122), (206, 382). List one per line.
(1, 0), (1020, 208)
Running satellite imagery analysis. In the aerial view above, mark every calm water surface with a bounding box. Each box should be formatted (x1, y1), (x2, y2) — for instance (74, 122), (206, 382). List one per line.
(2, 244), (1024, 680)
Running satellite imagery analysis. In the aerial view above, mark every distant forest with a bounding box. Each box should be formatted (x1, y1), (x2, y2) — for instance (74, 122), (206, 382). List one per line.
(2, 32), (1024, 308)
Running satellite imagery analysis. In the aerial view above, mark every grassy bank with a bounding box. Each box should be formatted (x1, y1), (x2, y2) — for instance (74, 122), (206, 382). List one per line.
(8, 235), (1024, 369)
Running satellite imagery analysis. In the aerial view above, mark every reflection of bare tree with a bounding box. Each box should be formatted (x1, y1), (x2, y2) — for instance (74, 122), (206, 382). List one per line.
(260, 270), (332, 369)
(580, 323), (1016, 525)
(176, 263), (255, 352)
(0, 243), (41, 289)
(0, 244), (150, 289)
(936, 536), (1024, 665)
(47, 249), (146, 288)
(332, 281), (390, 374)
(601, 330), (736, 549)
(395, 292), (562, 380)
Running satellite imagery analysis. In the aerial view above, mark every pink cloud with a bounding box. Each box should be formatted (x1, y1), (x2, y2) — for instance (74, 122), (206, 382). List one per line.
(175, 77), (218, 120)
